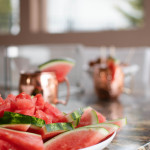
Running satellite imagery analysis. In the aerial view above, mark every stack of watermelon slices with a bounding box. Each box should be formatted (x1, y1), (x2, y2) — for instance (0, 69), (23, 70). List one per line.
(0, 92), (127, 150)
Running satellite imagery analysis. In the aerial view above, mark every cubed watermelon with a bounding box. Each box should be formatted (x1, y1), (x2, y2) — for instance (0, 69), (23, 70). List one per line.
(35, 110), (52, 124)
(15, 99), (35, 110)
(16, 92), (32, 100)
(14, 107), (35, 116)
(0, 101), (11, 117)
(0, 96), (4, 105)
(35, 94), (45, 110)
(43, 102), (64, 123)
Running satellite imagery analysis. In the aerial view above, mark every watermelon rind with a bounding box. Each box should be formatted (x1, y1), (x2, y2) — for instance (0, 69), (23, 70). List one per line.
(44, 127), (109, 150)
(0, 124), (31, 132)
(86, 123), (119, 131)
(89, 110), (99, 124)
(38, 58), (75, 70)
(77, 109), (99, 128)
(106, 117), (127, 127)
(41, 123), (74, 140)
(45, 122), (74, 132)
(65, 108), (83, 127)
(0, 127), (44, 150)
(66, 108), (83, 121)
(0, 111), (45, 127)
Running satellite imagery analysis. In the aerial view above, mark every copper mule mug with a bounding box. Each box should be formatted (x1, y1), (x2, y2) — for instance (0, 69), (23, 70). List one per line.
(19, 72), (70, 105)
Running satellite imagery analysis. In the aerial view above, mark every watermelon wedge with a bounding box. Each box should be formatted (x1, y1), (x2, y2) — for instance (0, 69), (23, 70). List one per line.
(38, 58), (75, 82)
(0, 139), (19, 150)
(42, 122), (74, 140)
(87, 123), (120, 134)
(27, 125), (44, 135)
(96, 111), (106, 123)
(0, 128), (44, 150)
(106, 117), (127, 129)
(62, 108), (83, 127)
(44, 127), (109, 150)
(0, 111), (45, 127)
(0, 124), (30, 132)
(77, 108), (99, 127)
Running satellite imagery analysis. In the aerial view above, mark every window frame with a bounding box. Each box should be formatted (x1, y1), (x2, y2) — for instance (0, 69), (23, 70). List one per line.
(0, 0), (149, 47)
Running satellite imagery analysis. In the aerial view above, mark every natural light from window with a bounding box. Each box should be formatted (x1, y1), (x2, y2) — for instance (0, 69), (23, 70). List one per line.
(47, 0), (144, 33)
(0, 0), (20, 35)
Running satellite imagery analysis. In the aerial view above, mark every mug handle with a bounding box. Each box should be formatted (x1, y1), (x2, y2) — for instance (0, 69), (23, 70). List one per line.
(56, 77), (70, 105)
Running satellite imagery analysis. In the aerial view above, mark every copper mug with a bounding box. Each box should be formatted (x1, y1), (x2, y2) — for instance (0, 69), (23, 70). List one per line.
(93, 64), (124, 100)
(19, 72), (70, 105)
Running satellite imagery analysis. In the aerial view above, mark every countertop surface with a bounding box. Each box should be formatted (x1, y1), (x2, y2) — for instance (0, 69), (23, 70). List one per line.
(57, 86), (150, 150)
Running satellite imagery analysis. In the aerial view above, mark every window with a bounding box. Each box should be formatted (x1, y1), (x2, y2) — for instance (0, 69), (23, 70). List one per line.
(0, 0), (20, 35)
(0, 0), (149, 47)
(47, 0), (144, 33)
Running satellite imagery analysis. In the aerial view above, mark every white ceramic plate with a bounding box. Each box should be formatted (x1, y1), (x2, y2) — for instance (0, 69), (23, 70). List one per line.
(79, 132), (116, 150)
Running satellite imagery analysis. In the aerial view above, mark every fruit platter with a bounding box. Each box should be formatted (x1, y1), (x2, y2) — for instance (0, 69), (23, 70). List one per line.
(0, 92), (126, 150)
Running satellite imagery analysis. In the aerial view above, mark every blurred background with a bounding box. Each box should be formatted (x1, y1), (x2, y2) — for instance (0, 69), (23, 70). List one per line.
(0, 0), (150, 99)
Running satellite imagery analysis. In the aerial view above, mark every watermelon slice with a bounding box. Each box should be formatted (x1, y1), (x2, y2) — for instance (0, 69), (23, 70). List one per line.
(27, 125), (44, 135)
(106, 118), (127, 129)
(77, 108), (99, 127)
(38, 58), (75, 82)
(35, 110), (52, 124)
(42, 122), (74, 140)
(0, 139), (20, 150)
(63, 108), (83, 127)
(96, 111), (106, 123)
(0, 111), (45, 127)
(87, 123), (119, 139)
(0, 128), (44, 150)
(44, 127), (109, 150)
(43, 102), (64, 123)
(0, 124), (30, 132)
(77, 107), (106, 127)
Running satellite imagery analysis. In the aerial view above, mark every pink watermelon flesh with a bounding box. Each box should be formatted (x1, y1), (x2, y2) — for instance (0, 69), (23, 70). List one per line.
(0, 139), (20, 150)
(43, 102), (64, 123)
(106, 118), (127, 130)
(16, 92), (31, 100)
(35, 110), (52, 124)
(27, 125), (44, 136)
(0, 128), (44, 150)
(27, 125), (63, 141)
(42, 130), (64, 141)
(44, 127), (109, 150)
(0, 92), (64, 124)
(77, 107), (106, 127)
(15, 99), (34, 110)
(0, 101), (11, 117)
(77, 109), (98, 127)
(0, 96), (4, 105)
(14, 107), (35, 116)
(100, 124), (118, 134)
(0, 124), (30, 132)
(41, 62), (74, 82)
(35, 94), (45, 110)
(96, 111), (106, 123)
(88, 123), (119, 142)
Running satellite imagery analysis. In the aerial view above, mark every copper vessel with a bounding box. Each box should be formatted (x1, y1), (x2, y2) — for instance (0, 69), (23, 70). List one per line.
(93, 64), (124, 100)
(19, 72), (70, 105)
